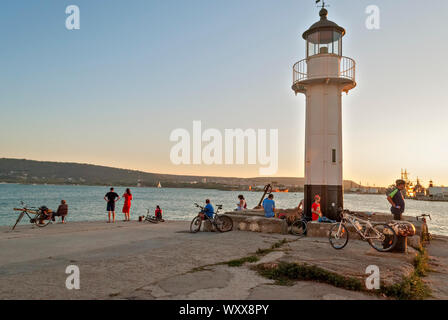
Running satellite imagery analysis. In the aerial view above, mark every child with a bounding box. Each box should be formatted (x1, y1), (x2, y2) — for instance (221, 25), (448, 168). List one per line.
(312, 195), (335, 223)
(155, 205), (163, 220)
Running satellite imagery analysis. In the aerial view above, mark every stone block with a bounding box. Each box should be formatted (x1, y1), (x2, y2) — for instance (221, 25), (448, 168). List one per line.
(225, 214), (288, 234)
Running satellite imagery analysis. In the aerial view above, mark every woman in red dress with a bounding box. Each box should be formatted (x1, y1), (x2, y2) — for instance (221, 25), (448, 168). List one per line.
(122, 188), (133, 221)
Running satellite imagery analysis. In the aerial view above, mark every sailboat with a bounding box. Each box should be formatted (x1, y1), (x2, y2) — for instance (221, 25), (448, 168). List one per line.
(157, 181), (162, 188)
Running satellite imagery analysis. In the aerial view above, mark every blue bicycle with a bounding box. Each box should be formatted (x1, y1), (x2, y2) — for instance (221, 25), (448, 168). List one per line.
(190, 203), (233, 233)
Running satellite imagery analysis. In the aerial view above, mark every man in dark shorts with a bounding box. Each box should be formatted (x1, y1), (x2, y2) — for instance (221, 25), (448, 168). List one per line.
(387, 180), (406, 220)
(104, 187), (120, 223)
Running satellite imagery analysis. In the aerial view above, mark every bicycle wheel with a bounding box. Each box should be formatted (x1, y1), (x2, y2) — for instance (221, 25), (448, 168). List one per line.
(190, 216), (202, 233)
(12, 212), (25, 230)
(367, 224), (397, 252)
(291, 220), (307, 237)
(214, 215), (233, 233)
(34, 214), (51, 228)
(146, 217), (159, 224)
(329, 223), (349, 250)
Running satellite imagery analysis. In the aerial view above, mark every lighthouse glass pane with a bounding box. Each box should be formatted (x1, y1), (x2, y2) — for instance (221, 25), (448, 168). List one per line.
(308, 41), (319, 56)
(307, 32), (320, 56)
(332, 31), (342, 55)
(318, 31), (333, 55)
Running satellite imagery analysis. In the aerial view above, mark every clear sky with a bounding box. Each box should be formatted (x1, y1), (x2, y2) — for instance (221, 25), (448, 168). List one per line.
(0, 0), (447, 187)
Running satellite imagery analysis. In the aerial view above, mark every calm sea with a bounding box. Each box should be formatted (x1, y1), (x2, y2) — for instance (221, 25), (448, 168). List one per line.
(0, 184), (446, 236)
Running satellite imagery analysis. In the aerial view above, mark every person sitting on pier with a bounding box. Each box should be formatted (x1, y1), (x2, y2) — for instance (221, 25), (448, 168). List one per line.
(236, 195), (247, 211)
(297, 199), (304, 215)
(52, 200), (68, 224)
(387, 179), (406, 221)
(312, 195), (335, 223)
(203, 199), (215, 219)
(155, 205), (163, 220)
(262, 194), (276, 218)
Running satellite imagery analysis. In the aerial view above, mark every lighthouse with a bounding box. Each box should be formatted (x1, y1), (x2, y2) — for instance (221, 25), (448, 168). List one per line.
(292, 7), (356, 220)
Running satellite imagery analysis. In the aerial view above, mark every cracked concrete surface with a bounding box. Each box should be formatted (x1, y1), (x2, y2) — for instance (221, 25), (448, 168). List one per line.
(1, 221), (445, 300)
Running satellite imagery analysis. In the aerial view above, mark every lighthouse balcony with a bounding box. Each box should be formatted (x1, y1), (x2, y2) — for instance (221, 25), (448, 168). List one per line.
(292, 55), (356, 94)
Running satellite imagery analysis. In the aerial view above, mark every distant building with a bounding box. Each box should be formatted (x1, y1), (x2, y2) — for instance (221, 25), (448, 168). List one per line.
(427, 187), (448, 197)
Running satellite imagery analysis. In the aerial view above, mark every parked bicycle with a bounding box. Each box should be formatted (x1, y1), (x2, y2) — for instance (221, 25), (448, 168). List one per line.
(290, 216), (308, 237)
(190, 203), (233, 233)
(144, 209), (165, 224)
(12, 202), (53, 230)
(416, 214), (432, 243)
(329, 211), (398, 252)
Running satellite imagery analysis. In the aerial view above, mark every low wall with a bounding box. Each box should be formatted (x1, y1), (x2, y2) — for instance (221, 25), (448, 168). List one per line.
(212, 210), (423, 249)
(202, 213), (289, 234)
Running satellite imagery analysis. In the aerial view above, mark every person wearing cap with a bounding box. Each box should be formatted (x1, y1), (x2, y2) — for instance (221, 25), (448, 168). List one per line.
(387, 180), (406, 220)
(311, 195), (321, 221)
(311, 195), (336, 223)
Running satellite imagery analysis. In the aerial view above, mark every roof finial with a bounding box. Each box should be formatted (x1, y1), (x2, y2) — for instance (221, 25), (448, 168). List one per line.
(315, 0), (328, 9)
(316, 0), (329, 19)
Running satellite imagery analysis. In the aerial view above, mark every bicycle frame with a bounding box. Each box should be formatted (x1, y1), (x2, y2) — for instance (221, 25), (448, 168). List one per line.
(12, 207), (46, 230)
(339, 213), (384, 241)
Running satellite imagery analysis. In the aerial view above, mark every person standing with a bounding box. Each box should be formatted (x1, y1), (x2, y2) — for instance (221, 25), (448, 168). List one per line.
(122, 188), (133, 221)
(387, 180), (406, 220)
(104, 187), (120, 223)
(262, 194), (276, 218)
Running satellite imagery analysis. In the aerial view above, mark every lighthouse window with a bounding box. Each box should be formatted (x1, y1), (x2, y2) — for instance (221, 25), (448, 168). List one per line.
(332, 31), (342, 56)
(332, 149), (336, 163)
(318, 30), (333, 54)
(307, 31), (342, 56)
(307, 32), (320, 56)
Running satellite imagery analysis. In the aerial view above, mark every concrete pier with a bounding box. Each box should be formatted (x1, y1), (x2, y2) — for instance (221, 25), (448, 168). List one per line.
(0, 219), (445, 300)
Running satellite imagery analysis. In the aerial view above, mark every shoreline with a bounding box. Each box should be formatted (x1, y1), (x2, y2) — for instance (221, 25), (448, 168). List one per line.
(2, 215), (446, 237)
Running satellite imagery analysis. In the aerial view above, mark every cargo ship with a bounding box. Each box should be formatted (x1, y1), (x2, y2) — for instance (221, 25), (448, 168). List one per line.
(394, 169), (448, 202)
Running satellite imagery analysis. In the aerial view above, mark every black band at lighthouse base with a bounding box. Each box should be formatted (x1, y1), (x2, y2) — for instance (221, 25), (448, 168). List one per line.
(304, 184), (343, 221)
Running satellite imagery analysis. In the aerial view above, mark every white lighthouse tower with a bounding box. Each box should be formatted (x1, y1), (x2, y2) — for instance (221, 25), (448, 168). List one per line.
(292, 6), (356, 220)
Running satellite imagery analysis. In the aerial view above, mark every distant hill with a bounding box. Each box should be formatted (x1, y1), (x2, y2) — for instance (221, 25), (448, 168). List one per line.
(0, 158), (364, 191)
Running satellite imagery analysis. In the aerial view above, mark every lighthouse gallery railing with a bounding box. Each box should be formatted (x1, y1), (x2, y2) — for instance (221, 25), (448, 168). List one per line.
(293, 56), (356, 85)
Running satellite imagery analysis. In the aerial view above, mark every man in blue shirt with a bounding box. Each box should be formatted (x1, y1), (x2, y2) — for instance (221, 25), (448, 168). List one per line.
(262, 194), (276, 218)
(203, 199), (215, 219)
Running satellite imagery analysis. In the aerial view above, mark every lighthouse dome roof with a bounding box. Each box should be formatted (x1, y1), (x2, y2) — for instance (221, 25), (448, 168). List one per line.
(302, 8), (346, 40)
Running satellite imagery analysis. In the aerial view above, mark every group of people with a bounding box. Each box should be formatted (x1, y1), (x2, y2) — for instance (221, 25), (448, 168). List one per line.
(104, 187), (132, 223)
(261, 193), (334, 222)
(56, 179), (406, 225)
(235, 178), (407, 222)
(104, 187), (163, 223)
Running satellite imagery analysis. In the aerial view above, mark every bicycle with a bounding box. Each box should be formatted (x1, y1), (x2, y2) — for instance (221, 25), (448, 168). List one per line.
(12, 202), (53, 230)
(329, 211), (398, 252)
(290, 215), (308, 237)
(144, 209), (165, 224)
(190, 203), (233, 233)
(416, 214), (432, 243)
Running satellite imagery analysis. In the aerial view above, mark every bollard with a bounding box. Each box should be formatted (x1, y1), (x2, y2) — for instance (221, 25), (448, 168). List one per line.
(391, 235), (407, 253)
(388, 221), (416, 253)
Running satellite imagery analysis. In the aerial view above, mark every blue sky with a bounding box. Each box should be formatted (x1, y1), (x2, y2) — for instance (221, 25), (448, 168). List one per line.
(0, 0), (447, 186)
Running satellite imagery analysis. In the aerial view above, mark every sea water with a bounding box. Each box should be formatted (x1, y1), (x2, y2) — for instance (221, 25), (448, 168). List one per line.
(0, 184), (446, 236)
